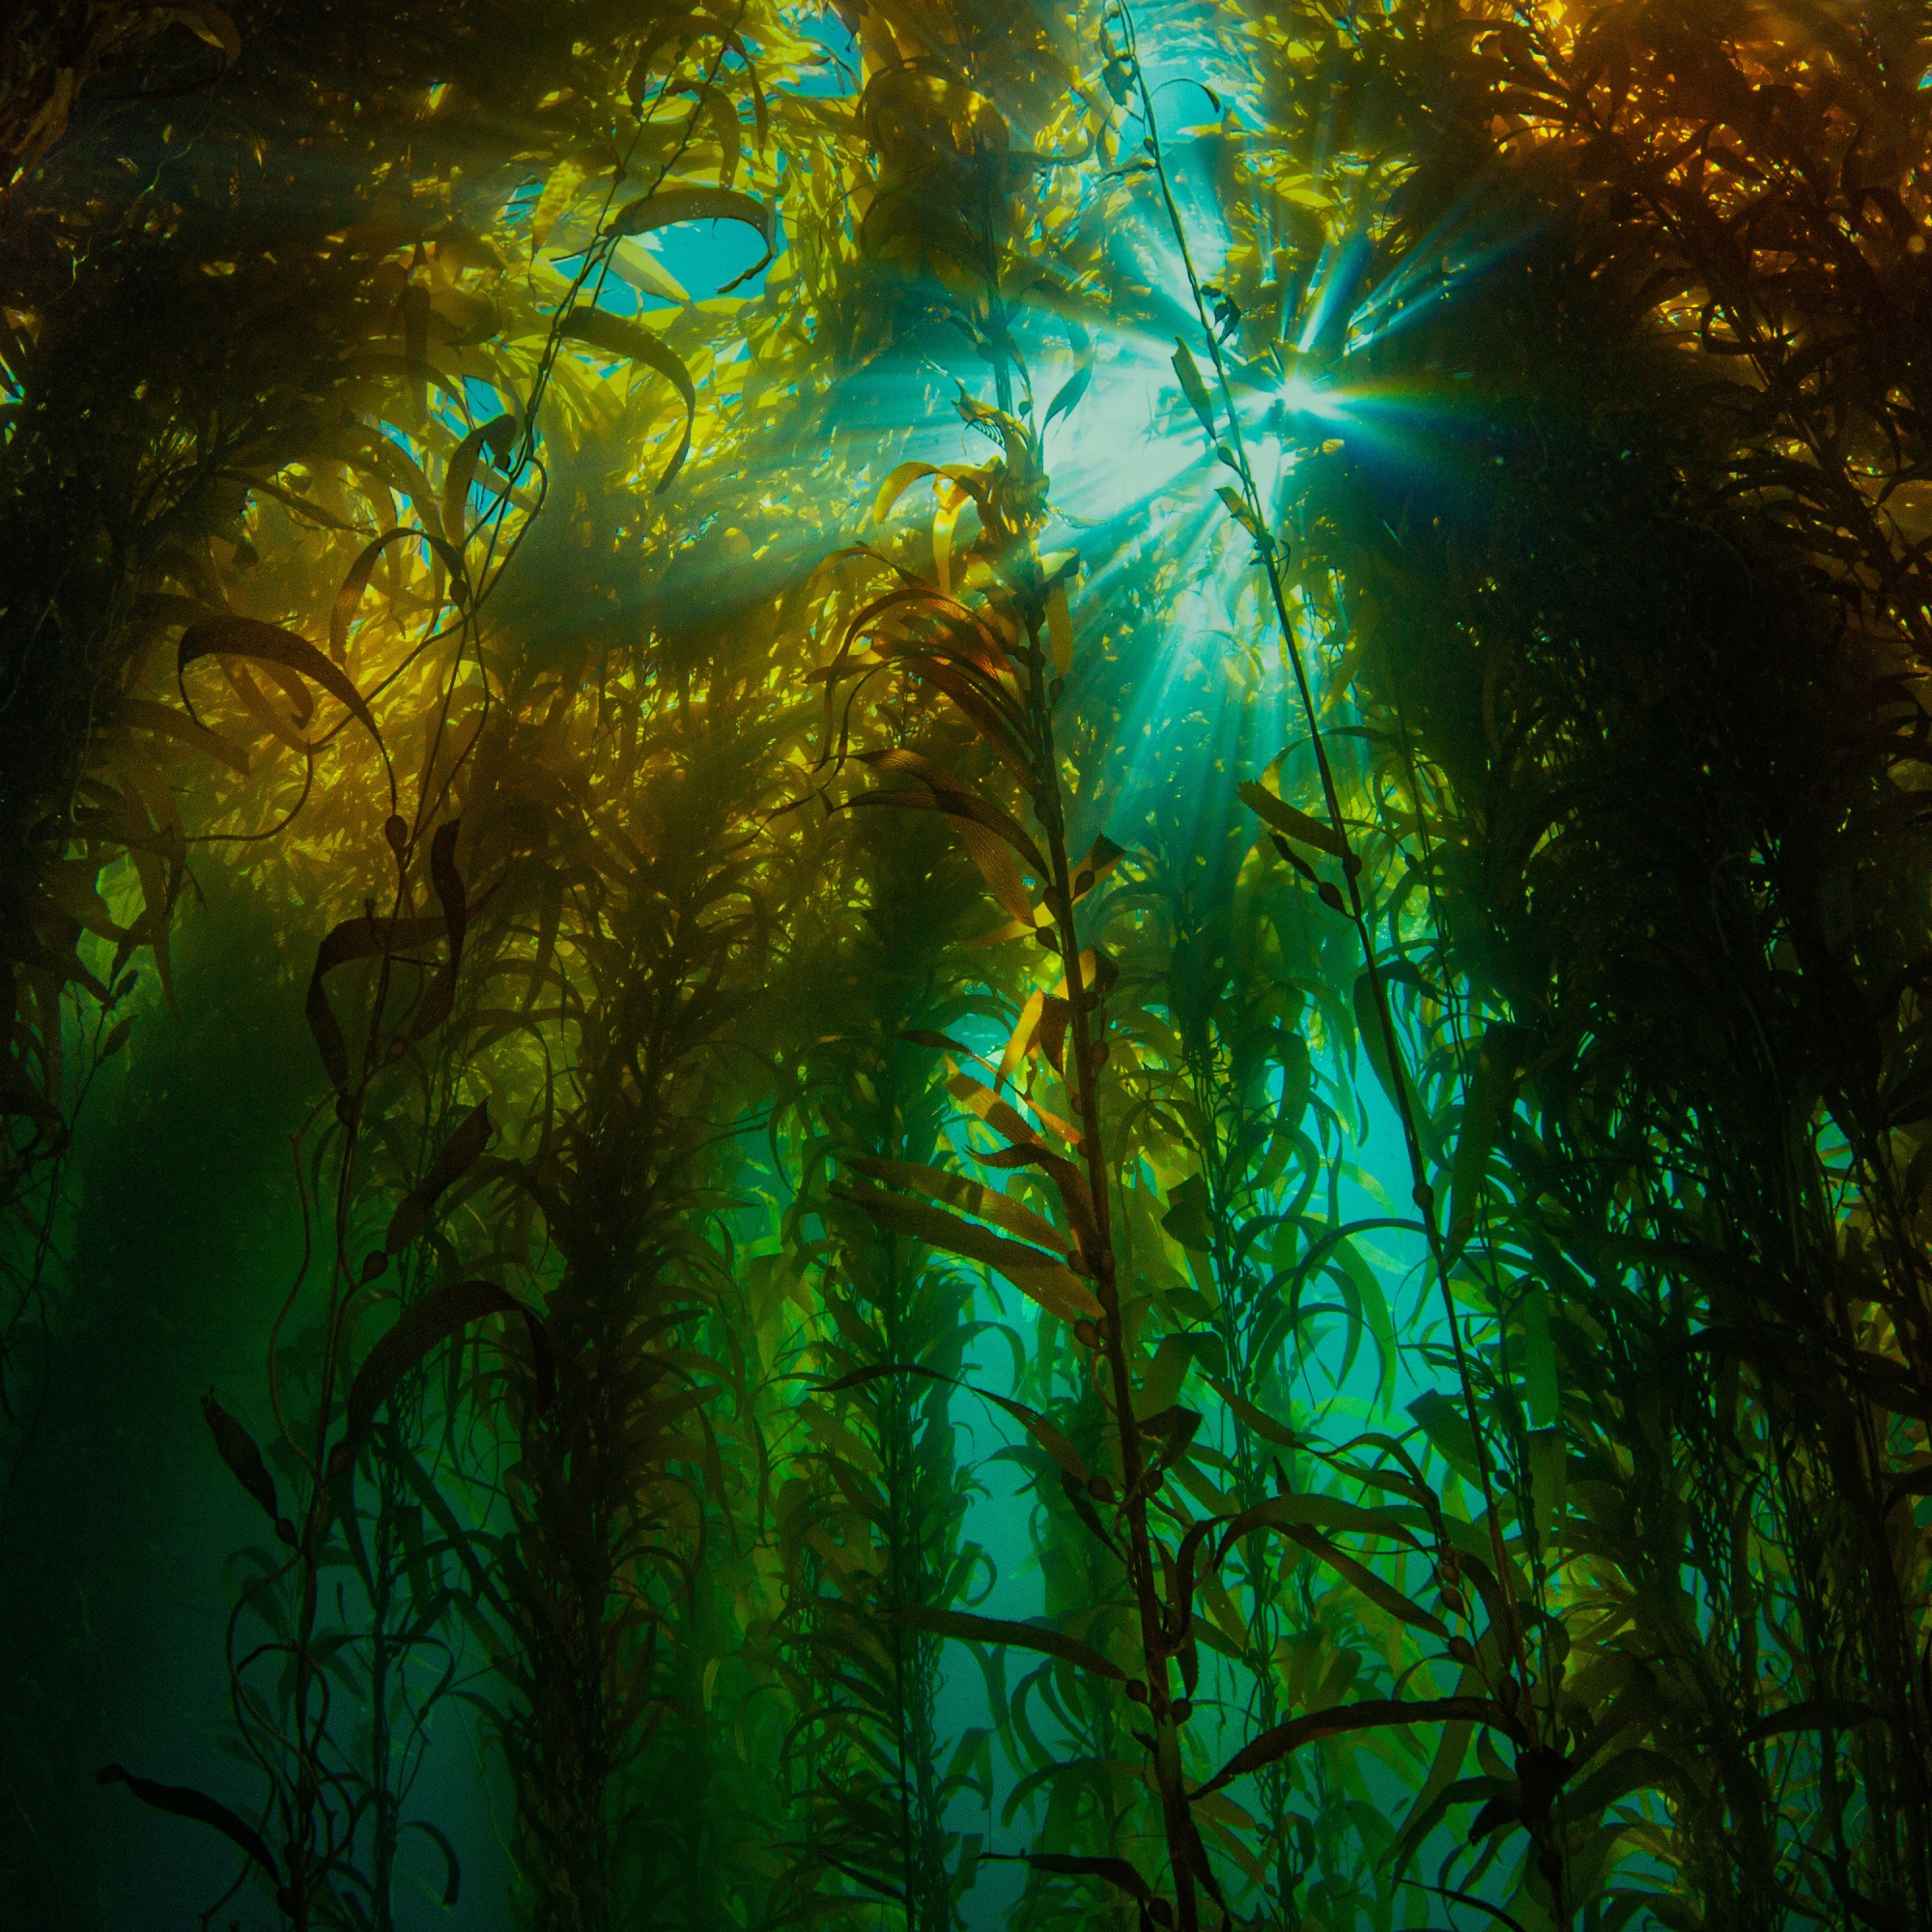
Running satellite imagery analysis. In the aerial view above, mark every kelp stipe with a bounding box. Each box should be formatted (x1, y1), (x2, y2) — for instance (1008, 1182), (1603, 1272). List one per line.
(448, 581), (808, 1930)
(64, 1), (813, 1917)
(78, 197), (543, 1924)
(1219, 7), (1932, 1923)
(1299, 218), (1932, 1926)
(813, 383), (1228, 1924)
(1094, 6), (1566, 1919)
(763, 802), (996, 1928)
(81, 322), (536, 1913)
(1104, 789), (1406, 1928)
(97, 806), (512, 1929)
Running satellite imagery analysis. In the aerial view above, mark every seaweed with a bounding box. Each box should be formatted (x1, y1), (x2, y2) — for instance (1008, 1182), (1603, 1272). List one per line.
(4, 2), (1931, 1928)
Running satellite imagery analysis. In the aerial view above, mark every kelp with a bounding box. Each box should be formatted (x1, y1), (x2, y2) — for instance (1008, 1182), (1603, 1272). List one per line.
(478, 664), (796, 1932)
(1264, 9), (1932, 1920)
(763, 803), (993, 1928)
(4, 1), (1932, 1929)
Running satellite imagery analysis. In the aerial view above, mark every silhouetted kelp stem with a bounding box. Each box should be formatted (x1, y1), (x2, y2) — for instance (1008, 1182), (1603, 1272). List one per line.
(1257, 18), (1932, 1900)
(1413, 15), (1932, 1918)
(775, 810), (988, 1929)
(1027, 583), (1205, 1932)
(84, 118), (636, 1932)
(465, 639), (798, 1929)
(825, 411), (1214, 1931)
(107, 810), (497, 1930)
(1154, 861), (1353, 1923)
(820, 29), (1222, 1916)
(1110, 0), (1559, 1912)
(89, 398), (526, 1916)
(77, 7), (804, 1913)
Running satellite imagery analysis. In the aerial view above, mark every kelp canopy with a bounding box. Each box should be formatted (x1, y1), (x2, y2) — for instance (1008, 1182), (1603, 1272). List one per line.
(2, 1), (1930, 1928)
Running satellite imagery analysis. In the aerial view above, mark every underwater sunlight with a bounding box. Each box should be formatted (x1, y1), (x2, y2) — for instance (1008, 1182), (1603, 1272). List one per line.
(3, 2), (1931, 1930)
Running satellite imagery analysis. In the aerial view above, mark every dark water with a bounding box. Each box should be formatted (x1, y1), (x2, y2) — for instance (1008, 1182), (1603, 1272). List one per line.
(0, 876), (514, 1931)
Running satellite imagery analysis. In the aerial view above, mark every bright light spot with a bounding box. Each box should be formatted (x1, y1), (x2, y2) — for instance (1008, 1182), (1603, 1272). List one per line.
(1278, 372), (1349, 423)
(1043, 335), (1204, 526)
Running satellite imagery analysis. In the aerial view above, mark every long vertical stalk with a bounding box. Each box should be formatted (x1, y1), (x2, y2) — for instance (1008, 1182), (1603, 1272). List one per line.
(933, 90), (1208, 1924)
(991, 521), (1204, 1932)
(1113, 0), (1554, 1906)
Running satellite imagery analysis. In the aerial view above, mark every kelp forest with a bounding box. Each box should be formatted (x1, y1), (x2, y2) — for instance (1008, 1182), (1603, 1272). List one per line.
(3, 1), (1931, 1927)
